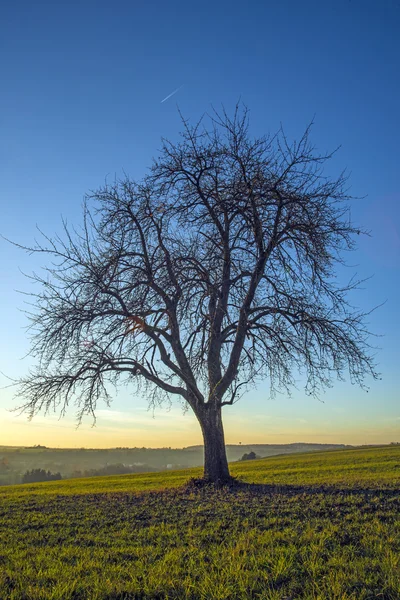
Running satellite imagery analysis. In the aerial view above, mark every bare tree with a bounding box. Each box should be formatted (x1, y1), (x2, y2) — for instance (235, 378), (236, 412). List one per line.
(12, 106), (378, 483)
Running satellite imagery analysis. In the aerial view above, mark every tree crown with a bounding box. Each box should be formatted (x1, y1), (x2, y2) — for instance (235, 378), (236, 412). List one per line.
(13, 106), (378, 423)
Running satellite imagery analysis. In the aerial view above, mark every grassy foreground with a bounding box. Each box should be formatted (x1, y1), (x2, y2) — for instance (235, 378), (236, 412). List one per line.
(0, 446), (399, 599)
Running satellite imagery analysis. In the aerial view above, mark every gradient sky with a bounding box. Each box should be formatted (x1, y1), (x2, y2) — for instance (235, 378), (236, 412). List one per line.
(1, 0), (399, 448)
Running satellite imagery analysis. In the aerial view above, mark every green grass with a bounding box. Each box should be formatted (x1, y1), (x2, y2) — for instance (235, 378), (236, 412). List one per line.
(0, 446), (399, 599)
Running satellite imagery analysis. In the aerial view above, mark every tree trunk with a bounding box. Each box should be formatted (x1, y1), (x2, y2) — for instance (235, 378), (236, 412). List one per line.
(197, 406), (231, 484)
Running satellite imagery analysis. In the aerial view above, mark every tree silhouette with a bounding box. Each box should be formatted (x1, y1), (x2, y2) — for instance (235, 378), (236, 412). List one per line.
(13, 106), (378, 483)
(240, 452), (258, 461)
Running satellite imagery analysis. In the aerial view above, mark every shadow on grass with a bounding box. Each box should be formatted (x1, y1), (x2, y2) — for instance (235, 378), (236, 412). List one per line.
(183, 476), (400, 499)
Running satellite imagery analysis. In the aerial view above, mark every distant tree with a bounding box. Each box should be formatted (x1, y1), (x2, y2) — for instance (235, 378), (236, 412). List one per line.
(22, 469), (62, 483)
(239, 451), (258, 461)
(12, 105), (378, 484)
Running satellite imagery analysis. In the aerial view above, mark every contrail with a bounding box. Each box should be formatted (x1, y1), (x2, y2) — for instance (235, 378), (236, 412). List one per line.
(161, 85), (183, 103)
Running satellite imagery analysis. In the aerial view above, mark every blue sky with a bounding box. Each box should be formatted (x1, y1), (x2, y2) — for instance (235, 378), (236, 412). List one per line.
(0, 0), (399, 447)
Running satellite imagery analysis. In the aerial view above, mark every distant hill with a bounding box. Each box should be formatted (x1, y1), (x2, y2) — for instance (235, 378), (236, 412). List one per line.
(0, 442), (354, 486)
(185, 443), (353, 462)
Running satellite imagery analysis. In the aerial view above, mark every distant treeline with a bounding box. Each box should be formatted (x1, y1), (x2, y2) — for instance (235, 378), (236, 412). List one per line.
(22, 469), (62, 483)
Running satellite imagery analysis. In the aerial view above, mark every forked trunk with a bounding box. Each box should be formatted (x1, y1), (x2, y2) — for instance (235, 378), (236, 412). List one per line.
(198, 406), (231, 484)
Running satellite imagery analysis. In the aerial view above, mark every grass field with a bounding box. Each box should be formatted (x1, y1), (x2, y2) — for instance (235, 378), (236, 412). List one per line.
(0, 446), (399, 599)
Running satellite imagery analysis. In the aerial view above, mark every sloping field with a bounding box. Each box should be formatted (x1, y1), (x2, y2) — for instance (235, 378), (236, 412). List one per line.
(0, 446), (399, 599)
